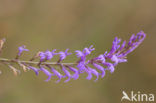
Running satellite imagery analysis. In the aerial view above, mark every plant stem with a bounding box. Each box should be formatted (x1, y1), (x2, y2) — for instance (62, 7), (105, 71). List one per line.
(0, 58), (77, 66)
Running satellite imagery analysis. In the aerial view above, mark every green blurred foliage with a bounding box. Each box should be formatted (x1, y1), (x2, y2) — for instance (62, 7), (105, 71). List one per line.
(0, 0), (156, 103)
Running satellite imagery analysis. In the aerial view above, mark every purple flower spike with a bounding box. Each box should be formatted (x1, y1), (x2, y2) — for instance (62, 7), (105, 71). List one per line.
(58, 49), (72, 62)
(28, 66), (39, 75)
(40, 67), (52, 82)
(18, 45), (29, 56)
(1, 31), (145, 83)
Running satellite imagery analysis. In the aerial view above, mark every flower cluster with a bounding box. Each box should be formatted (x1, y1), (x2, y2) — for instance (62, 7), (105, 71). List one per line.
(0, 31), (146, 83)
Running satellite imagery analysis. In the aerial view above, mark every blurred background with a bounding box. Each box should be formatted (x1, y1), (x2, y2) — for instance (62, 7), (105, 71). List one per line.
(0, 0), (156, 103)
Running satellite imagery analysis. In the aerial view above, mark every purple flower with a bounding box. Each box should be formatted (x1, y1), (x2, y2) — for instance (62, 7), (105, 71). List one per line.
(45, 49), (57, 60)
(128, 34), (136, 46)
(39, 49), (57, 61)
(94, 54), (106, 63)
(84, 67), (92, 80)
(39, 52), (46, 62)
(108, 37), (121, 56)
(77, 62), (100, 81)
(58, 49), (72, 62)
(61, 65), (71, 83)
(102, 62), (115, 73)
(28, 66), (39, 75)
(116, 41), (126, 55)
(67, 66), (79, 80)
(84, 66), (99, 81)
(83, 45), (95, 56)
(110, 55), (127, 65)
(75, 45), (95, 62)
(51, 67), (64, 83)
(75, 50), (84, 60)
(77, 61), (86, 73)
(40, 67), (52, 82)
(87, 66), (99, 81)
(45, 50), (53, 60)
(92, 63), (105, 78)
(18, 45), (29, 56)
(51, 49), (57, 55)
